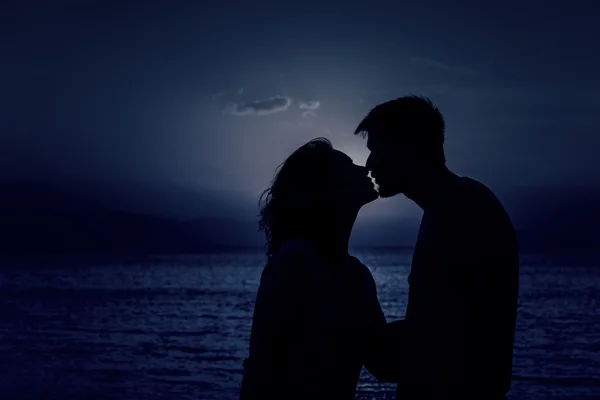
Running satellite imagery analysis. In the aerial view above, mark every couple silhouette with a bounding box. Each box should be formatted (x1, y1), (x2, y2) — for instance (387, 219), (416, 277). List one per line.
(240, 96), (519, 400)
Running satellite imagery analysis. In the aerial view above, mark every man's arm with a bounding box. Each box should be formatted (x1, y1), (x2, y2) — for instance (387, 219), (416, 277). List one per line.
(361, 268), (416, 383)
(364, 316), (413, 382)
(401, 210), (470, 386)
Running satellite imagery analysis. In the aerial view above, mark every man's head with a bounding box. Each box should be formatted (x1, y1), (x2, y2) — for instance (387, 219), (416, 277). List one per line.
(355, 95), (446, 198)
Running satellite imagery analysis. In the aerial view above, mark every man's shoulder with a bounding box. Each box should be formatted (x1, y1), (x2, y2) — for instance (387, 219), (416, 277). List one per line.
(453, 177), (517, 244)
(431, 177), (512, 238)
(449, 177), (506, 215)
(459, 176), (496, 195)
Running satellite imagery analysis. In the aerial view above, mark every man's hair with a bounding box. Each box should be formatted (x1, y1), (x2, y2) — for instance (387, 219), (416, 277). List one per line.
(354, 95), (446, 164)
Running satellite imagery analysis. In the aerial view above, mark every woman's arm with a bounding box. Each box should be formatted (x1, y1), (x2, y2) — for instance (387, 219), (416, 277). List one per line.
(240, 241), (310, 399)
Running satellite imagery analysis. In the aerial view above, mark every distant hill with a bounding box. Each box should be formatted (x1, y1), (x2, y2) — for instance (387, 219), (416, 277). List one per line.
(0, 179), (422, 253)
(0, 179), (262, 253)
(500, 184), (600, 251)
(1, 179), (598, 253)
(350, 216), (421, 248)
(0, 178), (258, 220)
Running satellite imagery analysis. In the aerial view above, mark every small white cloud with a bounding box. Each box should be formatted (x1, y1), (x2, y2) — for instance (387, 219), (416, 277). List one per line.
(225, 95), (292, 116)
(237, 87), (244, 95)
(298, 100), (320, 110)
(302, 110), (317, 118)
(211, 90), (227, 101)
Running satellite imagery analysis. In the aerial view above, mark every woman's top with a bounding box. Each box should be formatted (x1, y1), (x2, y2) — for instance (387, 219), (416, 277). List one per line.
(240, 239), (389, 400)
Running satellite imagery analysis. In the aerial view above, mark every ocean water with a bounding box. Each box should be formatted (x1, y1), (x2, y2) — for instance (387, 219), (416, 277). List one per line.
(1, 249), (599, 400)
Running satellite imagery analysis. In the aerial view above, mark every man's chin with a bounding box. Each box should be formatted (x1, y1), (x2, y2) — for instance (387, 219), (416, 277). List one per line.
(366, 189), (379, 203)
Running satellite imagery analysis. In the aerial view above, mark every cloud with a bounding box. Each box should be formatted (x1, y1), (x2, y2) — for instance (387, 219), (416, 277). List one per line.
(226, 95), (292, 116)
(408, 57), (476, 75)
(302, 110), (317, 118)
(298, 100), (320, 110)
(212, 87), (245, 101)
(212, 90), (227, 101)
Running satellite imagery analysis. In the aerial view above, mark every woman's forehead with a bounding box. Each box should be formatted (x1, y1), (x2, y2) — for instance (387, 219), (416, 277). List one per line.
(332, 150), (354, 164)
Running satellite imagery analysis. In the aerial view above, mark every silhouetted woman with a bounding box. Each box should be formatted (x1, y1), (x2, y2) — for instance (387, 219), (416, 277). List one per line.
(239, 138), (393, 400)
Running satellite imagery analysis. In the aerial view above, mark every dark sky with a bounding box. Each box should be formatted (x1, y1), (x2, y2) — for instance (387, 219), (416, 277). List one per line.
(2, 0), (599, 222)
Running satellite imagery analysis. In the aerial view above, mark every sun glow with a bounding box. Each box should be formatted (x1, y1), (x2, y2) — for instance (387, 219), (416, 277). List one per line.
(336, 145), (370, 168)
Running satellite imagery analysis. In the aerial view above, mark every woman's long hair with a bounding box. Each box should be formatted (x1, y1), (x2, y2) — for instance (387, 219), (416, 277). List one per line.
(258, 138), (335, 256)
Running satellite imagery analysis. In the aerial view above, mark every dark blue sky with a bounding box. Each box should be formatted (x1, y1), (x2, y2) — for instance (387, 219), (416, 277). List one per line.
(2, 0), (599, 221)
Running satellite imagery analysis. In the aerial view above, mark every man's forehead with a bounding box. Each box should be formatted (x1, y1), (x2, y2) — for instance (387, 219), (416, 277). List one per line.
(366, 134), (374, 147)
(367, 131), (409, 151)
(366, 133), (384, 149)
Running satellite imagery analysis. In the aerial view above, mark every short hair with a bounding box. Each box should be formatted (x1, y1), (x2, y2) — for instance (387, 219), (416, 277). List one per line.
(354, 95), (446, 164)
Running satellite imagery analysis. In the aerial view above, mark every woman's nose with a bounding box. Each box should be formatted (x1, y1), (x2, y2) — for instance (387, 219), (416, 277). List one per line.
(365, 154), (374, 171)
(357, 165), (369, 176)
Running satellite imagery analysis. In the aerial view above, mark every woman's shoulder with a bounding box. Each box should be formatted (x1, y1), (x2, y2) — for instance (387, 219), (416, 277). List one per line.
(347, 254), (369, 269)
(271, 239), (321, 265)
(264, 239), (320, 281)
(275, 238), (318, 256)
(347, 255), (376, 282)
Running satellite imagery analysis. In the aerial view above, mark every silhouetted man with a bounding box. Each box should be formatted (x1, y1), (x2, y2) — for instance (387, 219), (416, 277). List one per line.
(355, 96), (519, 399)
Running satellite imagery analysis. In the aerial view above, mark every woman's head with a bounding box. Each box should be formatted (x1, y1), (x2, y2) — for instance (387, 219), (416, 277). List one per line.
(259, 138), (377, 255)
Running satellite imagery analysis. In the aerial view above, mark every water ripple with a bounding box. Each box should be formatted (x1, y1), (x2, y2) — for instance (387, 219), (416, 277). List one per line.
(1, 249), (599, 399)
